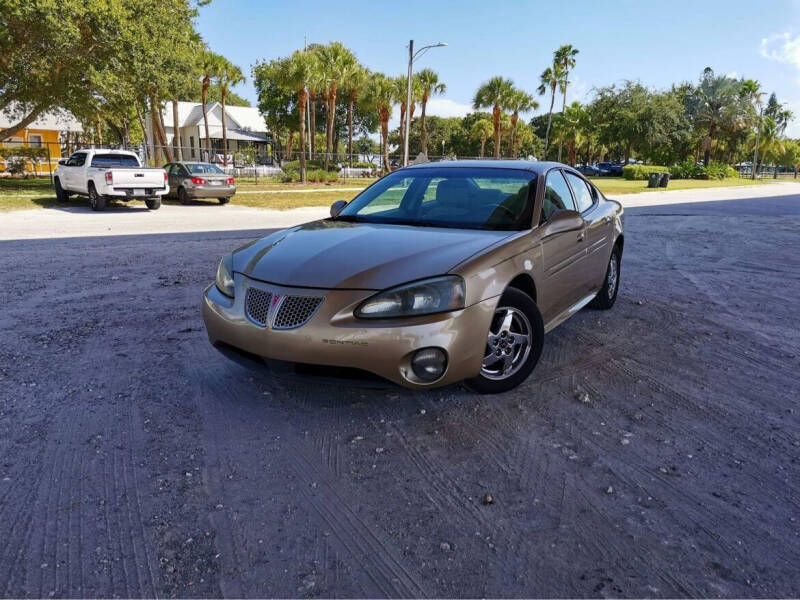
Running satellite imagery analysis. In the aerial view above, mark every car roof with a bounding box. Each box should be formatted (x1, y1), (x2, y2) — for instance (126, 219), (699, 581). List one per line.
(400, 159), (566, 175)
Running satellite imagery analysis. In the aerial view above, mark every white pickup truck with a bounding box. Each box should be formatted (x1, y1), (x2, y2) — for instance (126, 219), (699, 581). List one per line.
(54, 149), (169, 211)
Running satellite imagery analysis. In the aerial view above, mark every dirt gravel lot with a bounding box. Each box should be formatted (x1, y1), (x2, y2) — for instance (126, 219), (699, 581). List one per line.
(1, 186), (799, 598)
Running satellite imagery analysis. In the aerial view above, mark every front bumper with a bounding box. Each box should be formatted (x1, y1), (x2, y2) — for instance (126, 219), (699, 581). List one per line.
(187, 185), (235, 199)
(202, 274), (498, 389)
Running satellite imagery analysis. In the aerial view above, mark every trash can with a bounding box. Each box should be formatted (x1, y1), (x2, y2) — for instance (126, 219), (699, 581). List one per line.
(659, 172), (670, 188)
(648, 172), (661, 188)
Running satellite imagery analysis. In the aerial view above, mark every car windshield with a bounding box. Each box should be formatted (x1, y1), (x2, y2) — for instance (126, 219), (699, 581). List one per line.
(187, 163), (224, 174)
(336, 167), (536, 231)
(90, 154), (140, 168)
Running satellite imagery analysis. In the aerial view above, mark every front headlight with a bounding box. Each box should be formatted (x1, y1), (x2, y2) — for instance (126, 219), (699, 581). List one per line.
(356, 276), (465, 319)
(215, 254), (235, 297)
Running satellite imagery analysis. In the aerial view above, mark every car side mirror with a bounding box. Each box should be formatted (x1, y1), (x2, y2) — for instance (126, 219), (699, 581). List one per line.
(543, 209), (583, 236)
(57, 159), (68, 166)
(330, 200), (348, 217)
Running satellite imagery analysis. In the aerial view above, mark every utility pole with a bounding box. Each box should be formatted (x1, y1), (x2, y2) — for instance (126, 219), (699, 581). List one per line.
(404, 40), (413, 167)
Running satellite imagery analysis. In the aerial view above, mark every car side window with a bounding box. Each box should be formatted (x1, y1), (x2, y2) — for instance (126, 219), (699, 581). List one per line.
(67, 152), (86, 167)
(564, 172), (594, 212)
(178, 165), (190, 177)
(541, 170), (575, 224)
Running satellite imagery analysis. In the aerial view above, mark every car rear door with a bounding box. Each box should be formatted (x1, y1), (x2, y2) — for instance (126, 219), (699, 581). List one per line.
(538, 169), (587, 321)
(564, 171), (611, 294)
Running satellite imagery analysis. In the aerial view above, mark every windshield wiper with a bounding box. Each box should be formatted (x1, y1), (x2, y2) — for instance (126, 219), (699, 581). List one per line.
(330, 214), (365, 222)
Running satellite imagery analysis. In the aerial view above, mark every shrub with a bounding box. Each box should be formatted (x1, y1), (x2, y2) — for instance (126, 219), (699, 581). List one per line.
(622, 164), (671, 180)
(669, 159), (703, 179)
(282, 159), (339, 172)
(279, 168), (339, 184)
(704, 161), (738, 180)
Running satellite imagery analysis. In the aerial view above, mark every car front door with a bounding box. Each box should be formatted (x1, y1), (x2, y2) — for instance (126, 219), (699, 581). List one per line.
(61, 152), (86, 190)
(564, 171), (611, 294)
(538, 169), (587, 322)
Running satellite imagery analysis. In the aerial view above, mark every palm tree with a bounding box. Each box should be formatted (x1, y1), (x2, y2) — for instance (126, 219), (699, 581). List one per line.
(393, 75), (421, 156)
(552, 101), (585, 165)
(417, 68), (446, 156)
(364, 74), (395, 174)
(473, 77), (514, 158)
(217, 60), (245, 167)
(554, 44), (579, 162)
(470, 118), (494, 158)
(752, 116), (785, 175)
(689, 68), (747, 165)
(537, 66), (561, 157)
(340, 63), (367, 166)
(276, 50), (315, 182)
(506, 89), (537, 158)
(314, 42), (357, 170)
(200, 50), (224, 156)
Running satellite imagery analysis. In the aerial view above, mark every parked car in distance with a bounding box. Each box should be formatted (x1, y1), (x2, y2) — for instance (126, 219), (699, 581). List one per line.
(54, 149), (168, 211)
(202, 160), (624, 394)
(575, 164), (607, 177)
(597, 162), (624, 176)
(164, 161), (236, 204)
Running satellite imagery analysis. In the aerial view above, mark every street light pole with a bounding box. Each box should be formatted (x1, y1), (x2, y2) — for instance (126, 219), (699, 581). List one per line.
(403, 40), (447, 167)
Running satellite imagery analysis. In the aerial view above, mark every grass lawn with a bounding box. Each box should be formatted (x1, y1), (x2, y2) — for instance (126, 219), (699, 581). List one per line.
(591, 176), (767, 195)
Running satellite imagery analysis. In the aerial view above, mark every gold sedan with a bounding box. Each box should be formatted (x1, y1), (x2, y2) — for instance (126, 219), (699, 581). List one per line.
(202, 161), (624, 393)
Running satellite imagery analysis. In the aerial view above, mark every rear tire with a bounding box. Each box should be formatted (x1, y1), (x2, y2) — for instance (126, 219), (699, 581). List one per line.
(589, 244), (621, 310)
(88, 183), (106, 211)
(55, 178), (70, 203)
(178, 187), (190, 205)
(465, 287), (544, 394)
(145, 197), (161, 210)
(218, 197), (230, 204)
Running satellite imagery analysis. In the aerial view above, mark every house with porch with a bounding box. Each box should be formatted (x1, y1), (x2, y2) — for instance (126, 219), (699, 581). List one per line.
(147, 101), (272, 165)
(0, 105), (83, 173)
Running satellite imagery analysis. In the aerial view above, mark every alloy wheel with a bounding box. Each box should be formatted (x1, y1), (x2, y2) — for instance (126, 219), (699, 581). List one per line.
(480, 306), (532, 380)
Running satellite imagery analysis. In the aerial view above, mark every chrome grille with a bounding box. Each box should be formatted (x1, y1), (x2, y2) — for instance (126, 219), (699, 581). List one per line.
(245, 288), (272, 326)
(273, 296), (323, 330)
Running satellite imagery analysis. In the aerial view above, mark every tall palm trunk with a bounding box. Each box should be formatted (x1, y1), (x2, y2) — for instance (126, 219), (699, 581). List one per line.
(703, 123), (716, 166)
(347, 92), (355, 167)
(380, 108), (390, 174)
(201, 75), (211, 155)
(172, 100), (183, 160)
(398, 102), (407, 155)
(309, 92), (317, 158)
(557, 75), (568, 162)
(509, 113), (519, 158)
(492, 104), (501, 159)
(325, 86), (337, 171)
(297, 89), (308, 183)
(543, 84), (556, 155)
(480, 137), (487, 158)
(420, 97), (429, 155)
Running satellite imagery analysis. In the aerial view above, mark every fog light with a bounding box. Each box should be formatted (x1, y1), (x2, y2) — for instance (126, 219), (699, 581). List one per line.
(411, 347), (447, 382)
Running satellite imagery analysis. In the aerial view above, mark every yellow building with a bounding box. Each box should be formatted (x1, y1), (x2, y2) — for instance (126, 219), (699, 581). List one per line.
(0, 105), (83, 174)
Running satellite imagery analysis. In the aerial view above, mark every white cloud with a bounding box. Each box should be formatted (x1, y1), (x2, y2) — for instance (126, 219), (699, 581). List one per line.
(424, 97), (473, 118)
(760, 32), (800, 70)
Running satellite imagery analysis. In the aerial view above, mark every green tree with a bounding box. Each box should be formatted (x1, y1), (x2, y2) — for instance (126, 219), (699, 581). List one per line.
(470, 118), (494, 158)
(275, 50), (316, 181)
(506, 89), (538, 158)
(313, 42), (357, 169)
(473, 77), (514, 158)
(363, 74), (395, 173)
(537, 66), (561, 156)
(689, 68), (749, 165)
(199, 51), (225, 152)
(340, 62), (367, 164)
(417, 68), (447, 156)
(554, 44), (579, 161)
(217, 59), (245, 166)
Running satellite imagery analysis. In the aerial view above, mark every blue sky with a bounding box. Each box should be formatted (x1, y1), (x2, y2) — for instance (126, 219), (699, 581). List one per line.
(196, 0), (800, 135)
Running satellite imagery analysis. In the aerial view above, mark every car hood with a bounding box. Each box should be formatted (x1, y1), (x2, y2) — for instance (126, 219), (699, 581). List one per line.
(232, 220), (512, 290)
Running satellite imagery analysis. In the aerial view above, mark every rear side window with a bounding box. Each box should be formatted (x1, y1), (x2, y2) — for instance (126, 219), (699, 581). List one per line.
(565, 172), (594, 212)
(90, 154), (140, 168)
(541, 170), (575, 223)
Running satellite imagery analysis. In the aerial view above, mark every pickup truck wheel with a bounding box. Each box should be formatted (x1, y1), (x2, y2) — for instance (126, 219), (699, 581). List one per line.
(88, 183), (106, 211)
(55, 178), (70, 203)
(145, 197), (161, 210)
(178, 187), (190, 205)
(218, 197), (230, 204)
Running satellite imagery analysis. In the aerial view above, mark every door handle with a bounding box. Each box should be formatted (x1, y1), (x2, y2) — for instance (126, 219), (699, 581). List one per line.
(577, 232), (585, 242)
(603, 216), (612, 224)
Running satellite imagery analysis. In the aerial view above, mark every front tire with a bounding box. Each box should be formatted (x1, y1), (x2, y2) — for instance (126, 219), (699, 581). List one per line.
(218, 197), (230, 204)
(145, 197), (161, 210)
(88, 183), (106, 211)
(589, 244), (621, 310)
(55, 178), (70, 203)
(465, 287), (544, 394)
